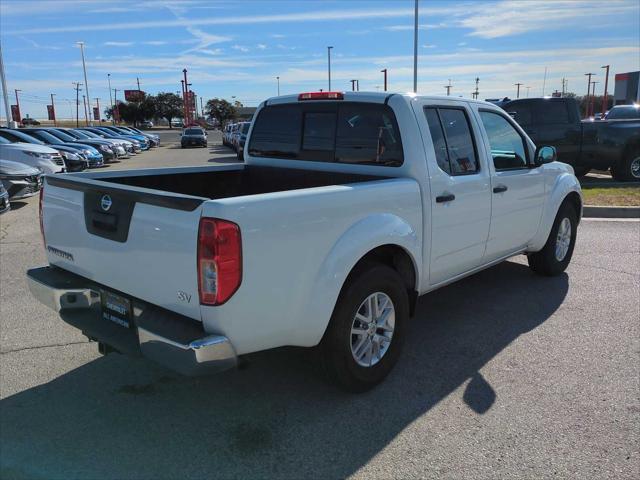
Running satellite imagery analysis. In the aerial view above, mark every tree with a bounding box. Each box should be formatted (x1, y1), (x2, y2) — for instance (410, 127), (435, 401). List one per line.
(205, 98), (238, 126)
(154, 92), (184, 129)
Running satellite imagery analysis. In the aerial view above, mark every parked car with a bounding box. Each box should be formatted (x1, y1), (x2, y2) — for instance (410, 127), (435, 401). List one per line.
(99, 126), (151, 149)
(77, 127), (141, 154)
(0, 182), (9, 214)
(235, 122), (251, 161)
(181, 126), (207, 148)
(222, 123), (236, 147)
(21, 118), (40, 126)
(604, 104), (640, 120)
(140, 120), (154, 128)
(30, 128), (116, 163)
(171, 119), (184, 128)
(502, 97), (640, 180)
(0, 128), (92, 171)
(28, 92), (582, 392)
(0, 159), (43, 200)
(118, 126), (160, 147)
(0, 136), (64, 173)
(72, 129), (131, 157)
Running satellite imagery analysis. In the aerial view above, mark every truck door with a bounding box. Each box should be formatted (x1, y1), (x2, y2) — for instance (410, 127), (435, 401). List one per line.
(475, 108), (545, 261)
(530, 99), (581, 166)
(412, 100), (492, 286)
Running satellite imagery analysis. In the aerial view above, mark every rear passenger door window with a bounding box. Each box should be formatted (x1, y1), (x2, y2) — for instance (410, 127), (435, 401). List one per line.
(424, 107), (479, 175)
(479, 111), (529, 170)
(335, 103), (404, 166)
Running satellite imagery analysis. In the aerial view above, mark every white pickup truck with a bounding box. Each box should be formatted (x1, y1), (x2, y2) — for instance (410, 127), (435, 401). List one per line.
(27, 92), (582, 392)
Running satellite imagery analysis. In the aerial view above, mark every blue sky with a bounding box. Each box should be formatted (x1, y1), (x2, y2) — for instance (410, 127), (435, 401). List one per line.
(1, 0), (639, 119)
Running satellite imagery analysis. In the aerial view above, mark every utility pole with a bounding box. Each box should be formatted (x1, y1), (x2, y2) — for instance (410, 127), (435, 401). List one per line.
(327, 46), (333, 91)
(50, 93), (57, 126)
(413, 0), (418, 93)
(94, 97), (100, 122)
(584, 72), (595, 118)
(473, 77), (479, 99)
(107, 73), (114, 125)
(590, 81), (599, 117)
(526, 86), (531, 98)
(356, 79), (359, 91)
(381, 68), (388, 92)
(72, 82), (82, 127)
(276, 76), (280, 96)
(14, 89), (21, 123)
(136, 77), (141, 91)
(561, 77), (566, 97)
(601, 65), (610, 116)
(515, 82), (523, 99)
(180, 79), (185, 123)
(200, 96), (204, 117)
(542, 66), (548, 96)
(350, 79), (357, 91)
(0, 42), (11, 127)
(182, 69), (189, 123)
(444, 79), (452, 96)
(113, 88), (119, 123)
(77, 42), (92, 125)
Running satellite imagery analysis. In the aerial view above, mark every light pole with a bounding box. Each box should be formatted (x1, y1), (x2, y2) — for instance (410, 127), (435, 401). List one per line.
(413, 0), (418, 93)
(113, 88), (119, 123)
(350, 79), (357, 91)
(601, 65), (610, 116)
(94, 97), (100, 122)
(0, 42), (11, 127)
(381, 68), (388, 92)
(82, 94), (88, 125)
(276, 76), (280, 96)
(444, 79), (452, 96)
(77, 42), (92, 125)
(107, 73), (114, 124)
(72, 82), (82, 127)
(584, 72), (595, 117)
(526, 86), (531, 98)
(327, 46), (333, 91)
(590, 81), (599, 117)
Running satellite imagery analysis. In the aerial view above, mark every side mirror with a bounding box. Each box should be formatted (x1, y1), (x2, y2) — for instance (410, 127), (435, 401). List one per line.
(535, 145), (556, 166)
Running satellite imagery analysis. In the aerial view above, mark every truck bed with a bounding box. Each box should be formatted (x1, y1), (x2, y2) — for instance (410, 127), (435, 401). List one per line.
(98, 165), (386, 200)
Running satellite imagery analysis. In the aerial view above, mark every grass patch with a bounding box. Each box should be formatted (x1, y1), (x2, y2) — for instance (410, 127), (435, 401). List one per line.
(582, 186), (640, 206)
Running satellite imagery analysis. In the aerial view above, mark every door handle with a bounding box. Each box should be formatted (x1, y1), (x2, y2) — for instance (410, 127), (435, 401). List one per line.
(436, 193), (455, 203)
(493, 185), (508, 194)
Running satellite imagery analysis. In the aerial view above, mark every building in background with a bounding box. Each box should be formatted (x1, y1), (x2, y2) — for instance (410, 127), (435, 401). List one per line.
(613, 71), (640, 105)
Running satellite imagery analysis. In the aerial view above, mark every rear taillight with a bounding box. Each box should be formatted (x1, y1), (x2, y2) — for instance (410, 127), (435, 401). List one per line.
(298, 91), (344, 101)
(197, 218), (242, 305)
(39, 186), (45, 247)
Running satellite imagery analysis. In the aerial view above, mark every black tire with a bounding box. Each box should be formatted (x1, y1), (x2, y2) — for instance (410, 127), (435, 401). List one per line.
(320, 263), (409, 393)
(572, 166), (591, 178)
(528, 202), (577, 276)
(611, 151), (640, 182)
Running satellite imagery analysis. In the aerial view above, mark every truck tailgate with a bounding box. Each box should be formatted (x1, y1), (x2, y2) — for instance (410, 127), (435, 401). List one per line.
(41, 176), (206, 321)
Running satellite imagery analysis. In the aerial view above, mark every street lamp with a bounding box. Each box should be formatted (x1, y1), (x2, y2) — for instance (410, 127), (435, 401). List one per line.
(413, 0), (418, 93)
(327, 46), (333, 91)
(107, 73), (114, 124)
(77, 42), (92, 125)
(381, 68), (388, 92)
(276, 76), (280, 96)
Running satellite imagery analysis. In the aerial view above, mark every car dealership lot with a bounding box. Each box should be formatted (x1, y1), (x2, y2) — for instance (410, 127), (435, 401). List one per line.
(1, 139), (639, 479)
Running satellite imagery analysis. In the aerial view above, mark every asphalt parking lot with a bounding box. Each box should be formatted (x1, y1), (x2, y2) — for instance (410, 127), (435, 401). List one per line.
(1, 138), (639, 479)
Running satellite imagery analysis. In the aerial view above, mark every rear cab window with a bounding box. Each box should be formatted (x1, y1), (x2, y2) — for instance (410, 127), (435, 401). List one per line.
(248, 102), (404, 166)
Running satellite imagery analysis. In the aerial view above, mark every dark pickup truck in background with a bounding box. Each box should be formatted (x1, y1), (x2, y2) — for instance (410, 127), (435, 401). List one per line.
(502, 98), (640, 181)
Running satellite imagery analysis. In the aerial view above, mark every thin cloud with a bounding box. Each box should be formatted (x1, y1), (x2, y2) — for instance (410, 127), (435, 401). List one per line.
(232, 45), (250, 53)
(103, 41), (134, 47)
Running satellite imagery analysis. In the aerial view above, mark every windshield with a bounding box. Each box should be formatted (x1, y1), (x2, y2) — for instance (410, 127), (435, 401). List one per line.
(606, 106), (640, 120)
(28, 130), (63, 144)
(62, 130), (84, 139)
(70, 130), (91, 138)
(0, 136), (10, 144)
(3, 130), (44, 144)
(184, 128), (204, 135)
(79, 130), (101, 138)
(47, 129), (76, 142)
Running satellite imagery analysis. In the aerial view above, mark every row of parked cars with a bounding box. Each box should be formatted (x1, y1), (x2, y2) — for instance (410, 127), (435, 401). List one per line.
(222, 121), (251, 159)
(0, 125), (161, 214)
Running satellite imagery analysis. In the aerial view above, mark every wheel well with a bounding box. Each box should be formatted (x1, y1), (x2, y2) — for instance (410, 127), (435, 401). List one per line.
(623, 140), (640, 161)
(563, 191), (582, 224)
(347, 245), (419, 316)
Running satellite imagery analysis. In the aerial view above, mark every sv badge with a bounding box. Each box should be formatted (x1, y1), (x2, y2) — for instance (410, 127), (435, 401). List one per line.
(177, 291), (192, 303)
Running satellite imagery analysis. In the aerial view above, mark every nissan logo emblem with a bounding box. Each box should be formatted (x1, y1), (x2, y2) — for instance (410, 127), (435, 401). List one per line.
(100, 194), (112, 212)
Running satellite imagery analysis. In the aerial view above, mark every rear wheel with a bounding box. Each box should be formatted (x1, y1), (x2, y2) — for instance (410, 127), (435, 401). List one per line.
(611, 151), (640, 182)
(528, 202), (577, 276)
(320, 263), (408, 392)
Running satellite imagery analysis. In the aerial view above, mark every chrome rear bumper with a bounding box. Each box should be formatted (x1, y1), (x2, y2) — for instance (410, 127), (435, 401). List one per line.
(26, 266), (237, 376)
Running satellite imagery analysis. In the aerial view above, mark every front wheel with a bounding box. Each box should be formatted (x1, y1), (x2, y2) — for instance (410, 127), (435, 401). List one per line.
(320, 263), (409, 392)
(611, 151), (640, 182)
(528, 202), (577, 276)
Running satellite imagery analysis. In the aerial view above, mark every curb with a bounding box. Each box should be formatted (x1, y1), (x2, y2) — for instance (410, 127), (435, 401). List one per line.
(583, 205), (640, 219)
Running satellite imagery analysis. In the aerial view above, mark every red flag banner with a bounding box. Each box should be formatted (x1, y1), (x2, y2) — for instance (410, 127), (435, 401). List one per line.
(47, 105), (55, 120)
(93, 107), (100, 121)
